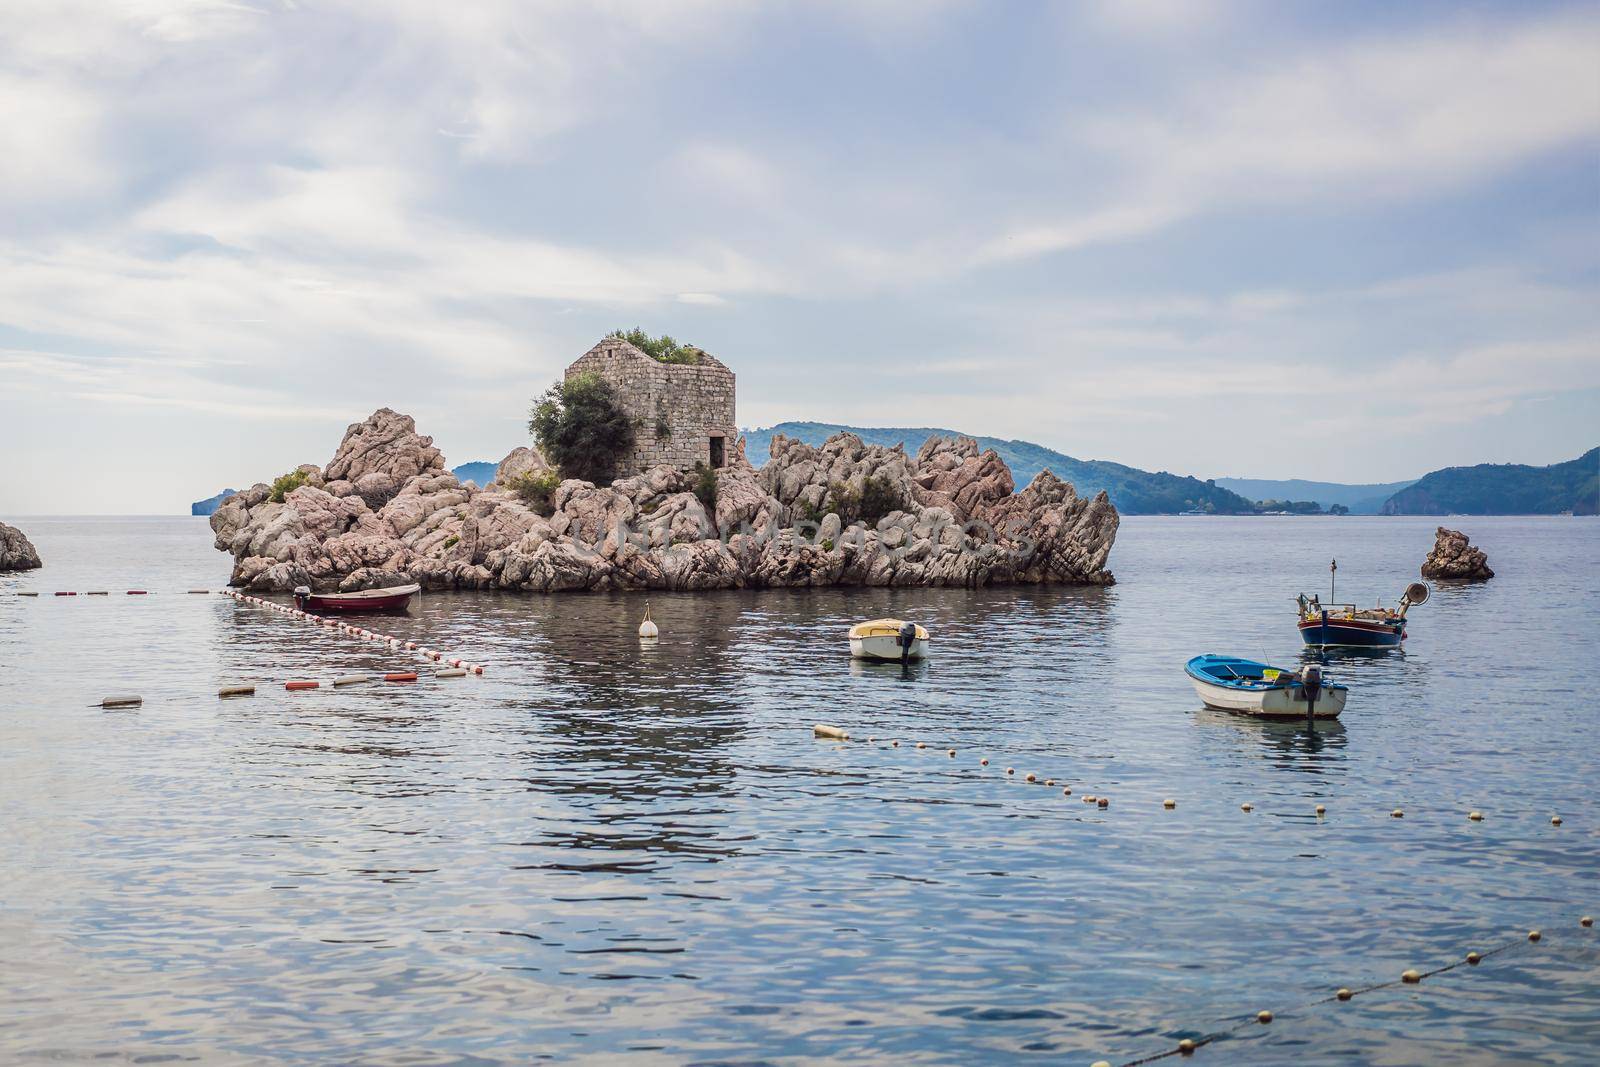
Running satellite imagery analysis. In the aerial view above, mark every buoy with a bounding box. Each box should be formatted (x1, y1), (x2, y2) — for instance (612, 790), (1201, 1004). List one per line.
(1551, 815), (1562, 826)
(187, 589), (209, 594)
(1468, 811), (1484, 821)
(948, 749), (956, 758)
(1401, 969), (1421, 983)
(1528, 930), (1541, 942)
(1006, 767), (1015, 775)
(1084, 794), (1097, 804)
(472, 665), (484, 675)
(217, 685), (255, 697)
(1241, 802), (1254, 812)
(1336, 987), (1352, 1000)
(17, 591), (38, 597)
(1582, 916), (1593, 928)
(1465, 951), (1480, 965)
(891, 740), (899, 747)
(285, 680), (319, 691)
(100, 696), (142, 708)
(383, 672), (418, 682)
(1093, 1062), (1112, 1067)
(1061, 786), (1072, 796)
(1391, 809), (1404, 818)
(1163, 798), (1177, 809)
(1177, 1038), (1196, 1055)
(1097, 797), (1109, 808)
(980, 758), (988, 765)
(1044, 778), (1054, 786)
(1025, 772), (1036, 782)
(87, 590), (108, 596)
(332, 675), (369, 687)
(54, 591), (76, 596)
(813, 724), (849, 740)
(1256, 1010), (1272, 1024)
(405, 642), (417, 650)
(916, 742), (926, 749)
(638, 601), (659, 639)
(126, 590), (148, 595)
(436, 668), (467, 678)
(1315, 804), (1326, 815)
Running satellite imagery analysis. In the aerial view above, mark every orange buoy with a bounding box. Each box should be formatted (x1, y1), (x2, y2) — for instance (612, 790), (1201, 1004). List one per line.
(383, 672), (418, 682)
(405, 642), (417, 650)
(472, 665), (484, 675)
(54, 591), (76, 596)
(285, 680), (319, 691)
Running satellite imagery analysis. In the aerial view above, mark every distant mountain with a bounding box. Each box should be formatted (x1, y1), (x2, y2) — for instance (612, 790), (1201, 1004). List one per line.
(1381, 448), (1598, 515)
(739, 422), (1260, 515)
(1214, 477), (1416, 515)
(191, 489), (237, 516)
(451, 461), (498, 488)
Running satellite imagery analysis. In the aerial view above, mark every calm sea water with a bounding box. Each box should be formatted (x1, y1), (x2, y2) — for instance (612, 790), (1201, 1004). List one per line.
(2, 515), (1596, 1065)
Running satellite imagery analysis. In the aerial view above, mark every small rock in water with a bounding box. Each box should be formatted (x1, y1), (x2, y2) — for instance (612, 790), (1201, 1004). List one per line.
(1420, 526), (1493, 581)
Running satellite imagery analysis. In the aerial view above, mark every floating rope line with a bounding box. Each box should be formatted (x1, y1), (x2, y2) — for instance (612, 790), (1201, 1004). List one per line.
(810, 725), (1585, 1067)
(225, 591), (486, 676)
(1110, 923), (1587, 1067)
(812, 723), (1570, 829)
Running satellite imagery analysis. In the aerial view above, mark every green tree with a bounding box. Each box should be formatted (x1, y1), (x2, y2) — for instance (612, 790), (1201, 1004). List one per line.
(530, 373), (637, 486)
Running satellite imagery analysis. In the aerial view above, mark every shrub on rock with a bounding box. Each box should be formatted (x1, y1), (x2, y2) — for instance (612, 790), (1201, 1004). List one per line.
(505, 469), (562, 517)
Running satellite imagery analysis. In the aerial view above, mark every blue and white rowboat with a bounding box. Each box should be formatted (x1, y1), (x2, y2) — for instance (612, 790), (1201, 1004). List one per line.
(1185, 654), (1347, 719)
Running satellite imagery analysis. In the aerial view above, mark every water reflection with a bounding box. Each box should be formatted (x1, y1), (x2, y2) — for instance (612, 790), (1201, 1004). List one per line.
(1193, 706), (1349, 770)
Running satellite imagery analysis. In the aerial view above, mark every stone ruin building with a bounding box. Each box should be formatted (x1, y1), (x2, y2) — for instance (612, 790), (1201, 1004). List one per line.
(566, 335), (737, 475)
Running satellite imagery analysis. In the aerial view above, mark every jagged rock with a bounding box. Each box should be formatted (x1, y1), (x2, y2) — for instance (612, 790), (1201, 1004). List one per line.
(0, 521), (42, 571)
(324, 408), (444, 486)
(211, 407), (1118, 591)
(759, 432), (918, 520)
(494, 446), (550, 488)
(914, 436), (1014, 520)
(1420, 527), (1494, 581)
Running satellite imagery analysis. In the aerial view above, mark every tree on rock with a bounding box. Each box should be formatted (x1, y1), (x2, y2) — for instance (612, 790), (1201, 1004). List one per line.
(530, 373), (637, 485)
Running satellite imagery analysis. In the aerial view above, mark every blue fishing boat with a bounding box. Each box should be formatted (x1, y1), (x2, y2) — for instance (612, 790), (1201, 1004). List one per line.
(1296, 560), (1428, 649)
(1185, 654), (1347, 719)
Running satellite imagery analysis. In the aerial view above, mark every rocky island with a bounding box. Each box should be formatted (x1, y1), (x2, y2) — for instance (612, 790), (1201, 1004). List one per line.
(210, 408), (1118, 593)
(1420, 526), (1494, 581)
(1, 521), (42, 572)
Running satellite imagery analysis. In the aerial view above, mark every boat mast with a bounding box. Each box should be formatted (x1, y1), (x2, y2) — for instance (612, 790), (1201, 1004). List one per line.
(1330, 558), (1336, 604)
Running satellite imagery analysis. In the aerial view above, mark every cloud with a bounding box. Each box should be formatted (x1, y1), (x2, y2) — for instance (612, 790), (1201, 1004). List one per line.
(979, 9), (1600, 264)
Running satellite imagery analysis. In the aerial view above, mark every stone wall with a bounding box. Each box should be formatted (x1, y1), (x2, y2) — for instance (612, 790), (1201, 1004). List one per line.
(566, 337), (736, 474)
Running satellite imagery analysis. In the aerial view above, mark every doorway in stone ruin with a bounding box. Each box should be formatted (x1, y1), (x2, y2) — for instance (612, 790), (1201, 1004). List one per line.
(709, 435), (726, 468)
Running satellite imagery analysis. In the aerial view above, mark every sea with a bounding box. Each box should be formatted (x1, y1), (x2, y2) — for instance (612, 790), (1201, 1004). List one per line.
(1, 515), (1596, 1065)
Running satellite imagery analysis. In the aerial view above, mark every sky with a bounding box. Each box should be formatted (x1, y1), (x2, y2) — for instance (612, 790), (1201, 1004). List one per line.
(2, 0), (1597, 515)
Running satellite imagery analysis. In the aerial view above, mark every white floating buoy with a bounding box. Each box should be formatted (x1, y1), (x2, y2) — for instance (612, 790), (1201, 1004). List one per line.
(638, 601), (659, 639)
(813, 724), (849, 740)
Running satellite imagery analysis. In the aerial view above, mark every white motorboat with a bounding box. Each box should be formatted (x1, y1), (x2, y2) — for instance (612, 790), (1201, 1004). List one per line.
(849, 618), (928, 662)
(1185, 654), (1346, 719)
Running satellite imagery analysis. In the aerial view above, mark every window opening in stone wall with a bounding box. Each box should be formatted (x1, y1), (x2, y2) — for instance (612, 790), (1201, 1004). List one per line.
(709, 435), (725, 468)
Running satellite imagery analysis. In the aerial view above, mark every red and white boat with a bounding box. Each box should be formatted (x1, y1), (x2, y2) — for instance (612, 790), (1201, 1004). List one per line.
(293, 583), (419, 614)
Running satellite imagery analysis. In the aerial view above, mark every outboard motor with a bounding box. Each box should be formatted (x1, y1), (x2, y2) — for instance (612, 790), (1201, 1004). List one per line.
(1297, 663), (1323, 721)
(897, 621), (918, 666)
(293, 585), (311, 612)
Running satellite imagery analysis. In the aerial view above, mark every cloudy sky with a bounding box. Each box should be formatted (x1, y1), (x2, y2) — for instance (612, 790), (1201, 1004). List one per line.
(2, 0), (1597, 514)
